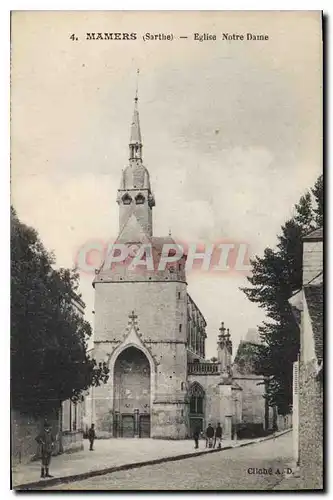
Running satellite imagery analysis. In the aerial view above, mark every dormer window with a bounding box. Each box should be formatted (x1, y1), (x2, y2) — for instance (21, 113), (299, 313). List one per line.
(135, 193), (145, 205)
(122, 194), (132, 205)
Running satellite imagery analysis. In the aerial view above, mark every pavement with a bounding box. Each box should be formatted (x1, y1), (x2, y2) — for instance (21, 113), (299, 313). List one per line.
(12, 429), (291, 490)
(45, 431), (300, 491)
(272, 470), (305, 491)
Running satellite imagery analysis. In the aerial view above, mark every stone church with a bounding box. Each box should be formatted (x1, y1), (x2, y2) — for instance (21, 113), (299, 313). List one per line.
(90, 92), (267, 440)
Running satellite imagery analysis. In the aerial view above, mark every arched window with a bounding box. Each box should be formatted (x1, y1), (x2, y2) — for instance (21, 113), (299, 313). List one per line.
(122, 193), (132, 205)
(189, 383), (204, 415)
(135, 193), (145, 205)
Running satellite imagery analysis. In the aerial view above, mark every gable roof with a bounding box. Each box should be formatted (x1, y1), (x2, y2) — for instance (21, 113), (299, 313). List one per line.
(304, 284), (324, 362)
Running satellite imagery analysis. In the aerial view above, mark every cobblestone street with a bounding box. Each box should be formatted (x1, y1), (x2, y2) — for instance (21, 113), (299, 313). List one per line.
(47, 432), (298, 491)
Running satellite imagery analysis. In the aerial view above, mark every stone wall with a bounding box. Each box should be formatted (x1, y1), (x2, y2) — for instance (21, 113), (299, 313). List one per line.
(11, 409), (60, 466)
(299, 359), (323, 489)
(152, 402), (186, 439)
(276, 413), (292, 431)
(61, 431), (84, 453)
(11, 407), (84, 466)
(234, 376), (266, 425)
(94, 281), (187, 344)
(232, 386), (243, 425)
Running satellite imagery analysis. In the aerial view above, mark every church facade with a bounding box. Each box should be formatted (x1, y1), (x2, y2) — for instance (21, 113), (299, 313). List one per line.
(90, 93), (267, 439)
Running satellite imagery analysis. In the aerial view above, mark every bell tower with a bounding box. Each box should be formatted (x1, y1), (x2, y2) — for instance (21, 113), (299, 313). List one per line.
(93, 73), (189, 440)
(117, 80), (155, 242)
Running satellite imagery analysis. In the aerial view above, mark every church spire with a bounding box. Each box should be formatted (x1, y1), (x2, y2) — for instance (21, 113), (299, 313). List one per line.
(117, 71), (155, 240)
(129, 69), (142, 160)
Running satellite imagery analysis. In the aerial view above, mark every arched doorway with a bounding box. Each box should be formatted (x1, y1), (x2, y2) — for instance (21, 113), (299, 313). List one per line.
(113, 347), (151, 438)
(188, 382), (205, 436)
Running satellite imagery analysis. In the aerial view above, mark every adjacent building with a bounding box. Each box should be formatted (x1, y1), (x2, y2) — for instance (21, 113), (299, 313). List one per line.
(59, 293), (86, 453)
(290, 227), (323, 489)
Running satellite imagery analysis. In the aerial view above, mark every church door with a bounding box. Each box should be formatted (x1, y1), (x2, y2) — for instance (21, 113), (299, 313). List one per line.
(188, 382), (205, 437)
(139, 415), (150, 438)
(114, 347), (151, 438)
(121, 415), (135, 438)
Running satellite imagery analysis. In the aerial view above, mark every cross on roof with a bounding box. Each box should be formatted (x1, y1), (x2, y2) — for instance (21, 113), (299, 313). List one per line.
(219, 321), (226, 334)
(129, 310), (138, 322)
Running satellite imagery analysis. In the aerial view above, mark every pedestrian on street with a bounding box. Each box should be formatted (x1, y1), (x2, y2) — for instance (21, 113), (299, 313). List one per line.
(193, 426), (200, 449)
(88, 423), (96, 451)
(215, 422), (223, 448)
(35, 420), (55, 479)
(206, 423), (214, 448)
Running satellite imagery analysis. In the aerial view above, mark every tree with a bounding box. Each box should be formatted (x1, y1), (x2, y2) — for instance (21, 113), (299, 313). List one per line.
(11, 207), (109, 416)
(241, 175), (323, 415)
(311, 174), (323, 228)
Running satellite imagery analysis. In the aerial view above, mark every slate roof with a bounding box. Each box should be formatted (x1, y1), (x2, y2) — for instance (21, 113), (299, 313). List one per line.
(304, 284), (324, 362)
(303, 227), (323, 242)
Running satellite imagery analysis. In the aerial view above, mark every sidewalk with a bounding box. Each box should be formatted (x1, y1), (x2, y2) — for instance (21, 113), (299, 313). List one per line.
(12, 429), (291, 490)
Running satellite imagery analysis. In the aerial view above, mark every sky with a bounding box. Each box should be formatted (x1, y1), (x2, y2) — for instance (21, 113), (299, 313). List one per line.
(11, 11), (322, 358)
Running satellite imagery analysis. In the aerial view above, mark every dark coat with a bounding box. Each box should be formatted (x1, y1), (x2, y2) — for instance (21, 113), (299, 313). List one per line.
(206, 426), (214, 438)
(215, 425), (222, 438)
(36, 429), (55, 456)
(88, 428), (96, 440)
(193, 428), (200, 439)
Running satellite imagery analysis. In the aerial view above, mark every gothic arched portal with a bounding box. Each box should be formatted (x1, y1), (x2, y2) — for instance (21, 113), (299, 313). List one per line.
(113, 347), (151, 438)
(188, 382), (205, 436)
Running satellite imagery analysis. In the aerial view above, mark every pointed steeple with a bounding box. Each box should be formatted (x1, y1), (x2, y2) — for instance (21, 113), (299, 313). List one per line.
(129, 97), (142, 145)
(129, 70), (142, 160)
(117, 71), (155, 241)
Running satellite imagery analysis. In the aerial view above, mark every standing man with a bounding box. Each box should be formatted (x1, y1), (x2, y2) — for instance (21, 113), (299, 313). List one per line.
(88, 423), (96, 451)
(193, 426), (200, 450)
(215, 422), (223, 448)
(36, 420), (55, 479)
(206, 423), (214, 448)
